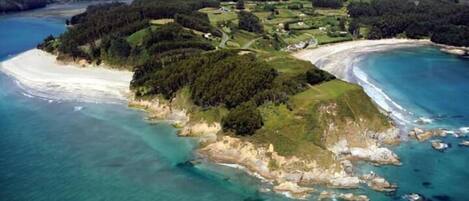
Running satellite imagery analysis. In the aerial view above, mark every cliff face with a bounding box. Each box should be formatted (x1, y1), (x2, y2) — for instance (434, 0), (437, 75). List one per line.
(199, 81), (400, 199)
(130, 81), (399, 199)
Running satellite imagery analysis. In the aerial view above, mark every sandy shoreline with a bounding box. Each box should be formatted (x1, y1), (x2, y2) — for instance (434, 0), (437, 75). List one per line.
(0, 49), (133, 103)
(293, 39), (432, 81)
(293, 39), (434, 127)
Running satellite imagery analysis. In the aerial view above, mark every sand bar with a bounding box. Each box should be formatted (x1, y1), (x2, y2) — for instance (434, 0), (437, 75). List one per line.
(0, 49), (133, 102)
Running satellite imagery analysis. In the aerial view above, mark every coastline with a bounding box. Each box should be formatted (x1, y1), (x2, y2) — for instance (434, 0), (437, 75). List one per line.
(0, 47), (402, 199)
(0, 49), (133, 103)
(293, 39), (435, 129)
(292, 39), (433, 81)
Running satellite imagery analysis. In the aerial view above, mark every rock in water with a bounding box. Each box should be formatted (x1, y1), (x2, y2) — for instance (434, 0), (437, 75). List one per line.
(459, 140), (469, 147)
(431, 140), (449, 151)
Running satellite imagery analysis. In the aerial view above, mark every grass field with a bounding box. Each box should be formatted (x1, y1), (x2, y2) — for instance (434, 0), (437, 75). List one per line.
(248, 79), (389, 165)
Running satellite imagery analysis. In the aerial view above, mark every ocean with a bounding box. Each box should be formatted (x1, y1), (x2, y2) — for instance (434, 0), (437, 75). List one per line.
(0, 12), (468, 201)
(0, 16), (278, 201)
(353, 47), (469, 201)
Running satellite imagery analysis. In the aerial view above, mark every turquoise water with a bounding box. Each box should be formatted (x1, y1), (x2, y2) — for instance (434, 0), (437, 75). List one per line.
(0, 16), (284, 201)
(356, 47), (469, 130)
(1, 14), (468, 201)
(355, 47), (469, 201)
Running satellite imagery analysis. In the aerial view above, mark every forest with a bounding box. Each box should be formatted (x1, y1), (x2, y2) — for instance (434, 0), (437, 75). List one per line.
(348, 0), (469, 46)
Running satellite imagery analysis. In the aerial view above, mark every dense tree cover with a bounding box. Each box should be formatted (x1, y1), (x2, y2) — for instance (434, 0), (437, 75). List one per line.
(44, 0), (220, 61)
(348, 0), (469, 46)
(236, 0), (245, 9)
(0, 0), (47, 13)
(132, 50), (277, 108)
(312, 0), (343, 8)
(37, 35), (56, 53)
(238, 11), (264, 33)
(222, 102), (263, 135)
(305, 68), (336, 85)
(175, 12), (222, 37)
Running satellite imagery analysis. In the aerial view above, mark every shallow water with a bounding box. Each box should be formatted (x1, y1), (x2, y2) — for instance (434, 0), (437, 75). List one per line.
(0, 16), (283, 201)
(356, 47), (469, 130)
(355, 47), (469, 201)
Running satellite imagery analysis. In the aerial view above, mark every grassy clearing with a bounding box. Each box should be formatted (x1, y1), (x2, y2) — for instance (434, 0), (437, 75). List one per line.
(200, 7), (238, 26)
(260, 52), (313, 75)
(150, 18), (174, 25)
(247, 79), (390, 165)
(127, 26), (158, 46)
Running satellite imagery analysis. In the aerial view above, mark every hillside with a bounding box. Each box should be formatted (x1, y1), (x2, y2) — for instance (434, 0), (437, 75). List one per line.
(38, 0), (401, 198)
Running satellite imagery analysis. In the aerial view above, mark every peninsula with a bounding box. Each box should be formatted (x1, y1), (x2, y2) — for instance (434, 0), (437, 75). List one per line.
(2, 0), (468, 199)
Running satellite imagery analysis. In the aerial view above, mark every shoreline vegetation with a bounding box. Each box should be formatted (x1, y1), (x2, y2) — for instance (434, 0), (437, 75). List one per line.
(2, 40), (411, 199)
(3, 0), (469, 199)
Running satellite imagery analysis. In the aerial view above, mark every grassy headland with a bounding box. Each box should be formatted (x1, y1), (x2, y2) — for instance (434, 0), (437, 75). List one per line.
(36, 0), (466, 170)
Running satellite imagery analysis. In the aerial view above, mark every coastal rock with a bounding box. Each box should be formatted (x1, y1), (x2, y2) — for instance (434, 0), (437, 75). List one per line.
(338, 193), (370, 201)
(129, 99), (188, 124)
(361, 172), (397, 192)
(431, 140), (449, 151)
(130, 98), (220, 137)
(349, 145), (401, 165)
(273, 181), (314, 199)
(459, 140), (469, 147)
(178, 122), (221, 137)
(198, 136), (360, 195)
(328, 176), (361, 188)
(416, 131), (434, 141)
(403, 193), (425, 201)
(329, 138), (400, 166)
(318, 191), (369, 201)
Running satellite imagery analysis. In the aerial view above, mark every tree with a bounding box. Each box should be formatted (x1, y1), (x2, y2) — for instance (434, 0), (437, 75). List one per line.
(222, 102), (263, 136)
(348, 19), (360, 37)
(305, 68), (335, 85)
(108, 38), (131, 58)
(312, 0), (343, 8)
(238, 11), (264, 33)
(236, 0), (245, 10)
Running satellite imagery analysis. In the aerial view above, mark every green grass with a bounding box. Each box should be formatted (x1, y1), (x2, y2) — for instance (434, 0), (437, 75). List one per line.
(200, 7), (238, 26)
(172, 87), (228, 124)
(127, 26), (158, 46)
(247, 80), (390, 166)
(260, 52), (313, 75)
(150, 18), (174, 25)
(230, 30), (258, 48)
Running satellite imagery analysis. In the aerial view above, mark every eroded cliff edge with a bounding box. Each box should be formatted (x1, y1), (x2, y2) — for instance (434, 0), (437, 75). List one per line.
(130, 80), (401, 200)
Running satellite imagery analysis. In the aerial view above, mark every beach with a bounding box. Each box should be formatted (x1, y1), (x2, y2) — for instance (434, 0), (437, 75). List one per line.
(0, 49), (132, 103)
(293, 39), (433, 126)
(293, 39), (432, 81)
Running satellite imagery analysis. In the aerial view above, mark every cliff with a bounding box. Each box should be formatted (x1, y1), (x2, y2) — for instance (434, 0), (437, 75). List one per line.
(132, 80), (400, 199)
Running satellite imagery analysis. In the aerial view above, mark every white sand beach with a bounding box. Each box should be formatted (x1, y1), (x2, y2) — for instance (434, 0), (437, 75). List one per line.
(293, 39), (432, 81)
(0, 49), (133, 102)
(293, 39), (433, 126)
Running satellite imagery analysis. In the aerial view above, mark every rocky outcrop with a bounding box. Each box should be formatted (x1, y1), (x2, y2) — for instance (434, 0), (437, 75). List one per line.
(459, 140), (469, 147)
(329, 139), (401, 166)
(319, 191), (370, 201)
(179, 122), (221, 137)
(129, 98), (221, 137)
(409, 128), (449, 141)
(199, 136), (362, 198)
(361, 172), (397, 192)
(273, 182), (314, 199)
(198, 135), (403, 198)
(431, 140), (449, 151)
